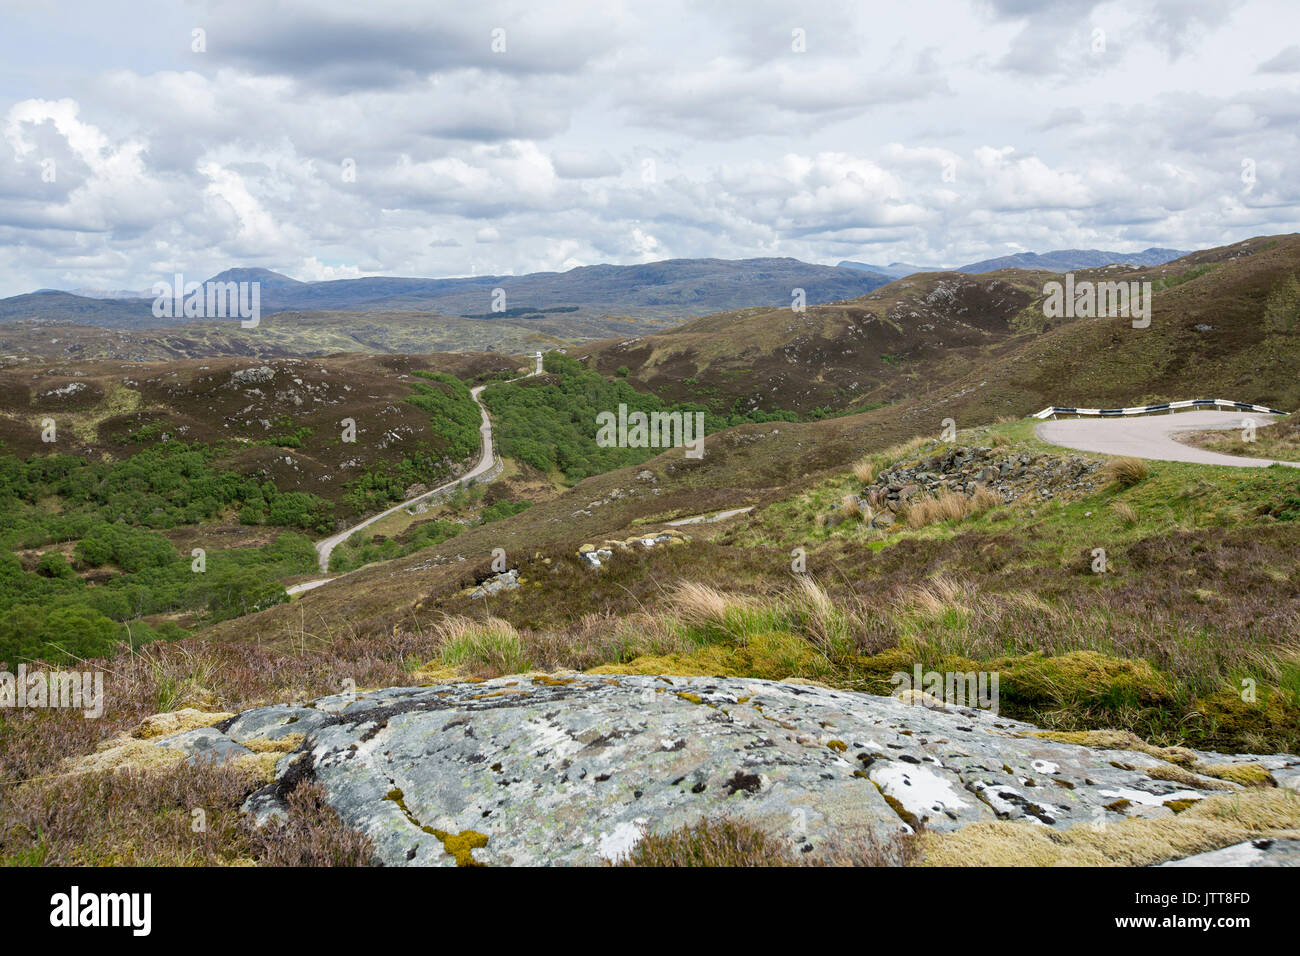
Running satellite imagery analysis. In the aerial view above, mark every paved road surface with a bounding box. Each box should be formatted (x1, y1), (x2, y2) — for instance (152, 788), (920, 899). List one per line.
(1035, 410), (1298, 468)
(307, 352), (543, 577)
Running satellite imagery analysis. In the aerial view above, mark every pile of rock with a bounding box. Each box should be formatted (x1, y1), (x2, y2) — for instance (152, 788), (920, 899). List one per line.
(824, 444), (1104, 530)
(578, 529), (689, 568)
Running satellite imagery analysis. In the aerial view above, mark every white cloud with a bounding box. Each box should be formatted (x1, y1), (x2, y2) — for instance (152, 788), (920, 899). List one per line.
(0, 0), (1298, 297)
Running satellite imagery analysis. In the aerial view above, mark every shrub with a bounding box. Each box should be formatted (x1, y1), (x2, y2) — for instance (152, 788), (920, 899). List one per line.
(35, 551), (74, 578)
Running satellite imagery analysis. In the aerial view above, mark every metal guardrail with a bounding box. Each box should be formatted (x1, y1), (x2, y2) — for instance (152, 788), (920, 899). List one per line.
(1033, 399), (1290, 420)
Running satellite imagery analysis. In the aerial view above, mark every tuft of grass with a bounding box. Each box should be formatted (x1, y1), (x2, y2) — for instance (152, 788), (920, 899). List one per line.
(852, 458), (876, 484)
(613, 817), (797, 866)
(1104, 457), (1151, 488)
(903, 487), (1000, 530)
(1112, 500), (1138, 526)
(434, 616), (531, 677)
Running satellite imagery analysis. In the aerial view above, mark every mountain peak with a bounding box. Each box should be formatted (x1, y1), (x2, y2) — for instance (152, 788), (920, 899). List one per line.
(204, 268), (303, 288)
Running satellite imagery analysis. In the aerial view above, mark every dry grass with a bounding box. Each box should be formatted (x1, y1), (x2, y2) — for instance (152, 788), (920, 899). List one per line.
(840, 494), (864, 521)
(1104, 456), (1151, 488)
(668, 579), (762, 636)
(905, 575), (975, 618)
(613, 815), (919, 867)
(903, 486), (1000, 530)
(1112, 501), (1139, 526)
(921, 788), (1300, 867)
(852, 458), (876, 484)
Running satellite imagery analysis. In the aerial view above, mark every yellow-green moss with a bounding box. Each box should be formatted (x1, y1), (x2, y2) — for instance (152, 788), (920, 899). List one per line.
(432, 829), (489, 867)
(1146, 763), (1234, 790)
(383, 787), (488, 865)
(587, 630), (826, 683)
(1031, 730), (1197, 767)
(531, 674), (576, 686)
(1197, 763), (1277, 787)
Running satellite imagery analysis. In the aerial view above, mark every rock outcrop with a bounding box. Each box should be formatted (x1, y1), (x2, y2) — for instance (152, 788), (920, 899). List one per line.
(578, 529), (688, 568)
(222, 675), (1300, 866)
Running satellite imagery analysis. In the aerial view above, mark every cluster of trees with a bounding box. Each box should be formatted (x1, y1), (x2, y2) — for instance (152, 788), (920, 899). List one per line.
(481, 353), (798, 482)
(0, 444), (333, 534)
(0, 368), (497, 667)
(0, 527), (317, 669)
(0, 442), (331, 668)
(407, 372), (482, 461)
(0, 528), (317, 668)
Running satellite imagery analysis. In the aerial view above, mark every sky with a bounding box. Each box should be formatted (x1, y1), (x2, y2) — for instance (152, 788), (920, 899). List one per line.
(0, 0), (1298, 296)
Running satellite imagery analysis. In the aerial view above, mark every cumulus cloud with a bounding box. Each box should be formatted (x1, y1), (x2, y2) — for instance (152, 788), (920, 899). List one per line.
(0, 0), (1297, 296)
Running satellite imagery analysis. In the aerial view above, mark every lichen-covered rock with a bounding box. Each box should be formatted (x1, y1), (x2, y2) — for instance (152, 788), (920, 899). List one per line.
(464, 568), (519, 599)
(1160, 837), (1300, 867)
(229, 675), (1300, 866)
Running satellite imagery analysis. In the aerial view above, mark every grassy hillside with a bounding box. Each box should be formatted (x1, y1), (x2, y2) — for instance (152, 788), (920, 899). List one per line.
(576, 234), (1300, 418)
(575, 270), (1052, 415)
(4, 236), (1299, 871)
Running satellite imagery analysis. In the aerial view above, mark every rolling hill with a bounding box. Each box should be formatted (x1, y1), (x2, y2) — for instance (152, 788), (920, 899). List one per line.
(580, 235), (1300, 417)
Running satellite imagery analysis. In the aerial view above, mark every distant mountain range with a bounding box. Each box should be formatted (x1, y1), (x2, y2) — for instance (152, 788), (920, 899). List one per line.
(838, 247), (1191, 278)
(0, 259), (894, 335)
(833, 261), (935, 278)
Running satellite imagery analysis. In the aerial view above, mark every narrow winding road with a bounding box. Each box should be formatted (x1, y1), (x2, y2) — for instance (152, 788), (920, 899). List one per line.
(1035, 410), (1299, 468)
(287, 353), (542, 594)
